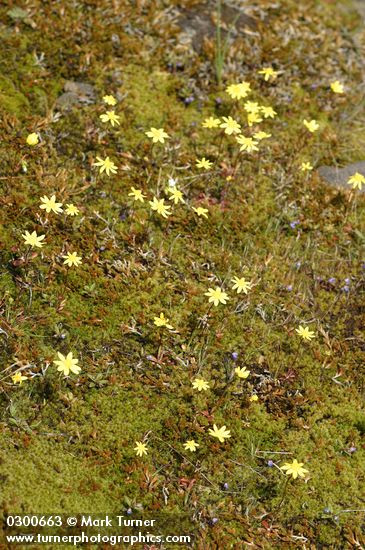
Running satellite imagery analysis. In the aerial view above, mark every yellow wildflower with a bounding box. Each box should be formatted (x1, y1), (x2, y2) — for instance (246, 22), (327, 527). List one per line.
(39, 195), (63, 214)
(149, 197), (171, 218)
(63, 252), (82, 267)
(260, 106), (277, 119)
(330, 81), (344, 94)
(192, 207), (209, 219)
(236, 135), (259, 153)
(153, 313), (173, 329)
(244, 101), (260, 114)
(22, 230), (45, 248)
(128, 187), (146, 202)
(145, 127), (169, 143)
(235, 366), (250, 379)
(184, 440), (199, 452)
(226, 82), (251, 100)
(93, 156), (118, 176)
(220, 116), (241, 135)
(202, 117), (221, 128)
(196, 157), (213, 170)
(12, 372), (28, 385)
(99, 110), (121, 126)
(208, 424), (231, 443)
(204, 287), (229, 306)
(281, 459), (308, 479)
(231, 276), (252, 294)
(134, 441), (148, 457)
(192, 378), (210, 392)
(301, 162), (313, 172)
(296, 325), (316, 341)
(347, 172), (365, 190)
(53, 351), (81, 376)
(167, 187), (184, 204)
(26, 133), (39, 145)
(258, 67), (278, 81)
(103, 94), (117, 106)
(303, 119), (319, 133)
(65, 204), (80, 216)
(247, 112), (263, 126)
(254, 131), (271, 140)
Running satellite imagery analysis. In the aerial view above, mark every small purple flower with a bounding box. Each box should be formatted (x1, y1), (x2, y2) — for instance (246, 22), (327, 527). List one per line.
(126, 508), (132, 515)
(348, 446), (356, 453)
(295, 261), (301, 269)
(184, 96), (194, 105)
(232, 352), (239, 361)
(222, 482), (229, 490)
(328, 277), (336, 284)
(323, 507), (331, 514)
(290, 220), (300, 229)
(361, 263), (365, 269)
(344, 278), (351, 284)
(146, 355), (154, 361)
(210, 518), (219, 525)
(267, 460), (274, 467)
(286, 285), (293, 292)
(215, 97), (223, 106)
(341, 285), (350, 293)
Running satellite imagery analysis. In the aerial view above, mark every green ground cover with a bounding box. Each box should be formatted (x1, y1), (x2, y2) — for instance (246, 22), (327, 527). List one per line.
(0, 0), (365, 547)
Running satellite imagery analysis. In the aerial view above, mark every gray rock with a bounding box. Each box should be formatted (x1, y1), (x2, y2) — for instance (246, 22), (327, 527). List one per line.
(177, 2), (257, 53)
(55, 80), (96, 110)
(317, 162), (365, 193)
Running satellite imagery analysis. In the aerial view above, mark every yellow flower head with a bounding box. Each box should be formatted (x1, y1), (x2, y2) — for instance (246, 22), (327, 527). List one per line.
(134, 441), (148, 457)
(301, 162), (313, 172)
(145, 127), (169, 143)
(296, 325), (316, 341)
(12, 372), (28, 385)
(192, 206), (209, 219)
(330, 81), (344, 94)
(208, 424), (231, 443)
(99, 110), (121, 127)
(236, 135), (259, 153)
(244, 101), (260, 114)
(22, 230), (46, 248)
(184, 440), (199, 452)
(249, 394), (258, 402)
(53, 351), (81, 376)
(103, 94), (117, 106)
(63, 252), (82, 267)
(281, 459), (308, 479)
(260, 106), (277, 119)
(149, 197), (171, 218)
(192, 378), (210, 392)
(258, 67), (278, 81)
(220, 116), (241, 135)
(347, 172), (365, 190)
(202, 117), (221, 128)
(167, 187), (184, 204)
(26, 132), (39, 145)
(93, 156), (118, 176)
(65, 203), (80, 216)
(226, 82), (251, 100)
(39, 194), (63, 214)
(247, 112), (263, 126)
(231, 276), (253, 294)
(253, 131), (271, 141)
(204, 287), (229, 306)
(153, 312), (173, 329)
(303, 119), (319, 133)
(235, 366), (250, 379)
(196, 157), (213, 170)
(128, 187), (146, 202)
